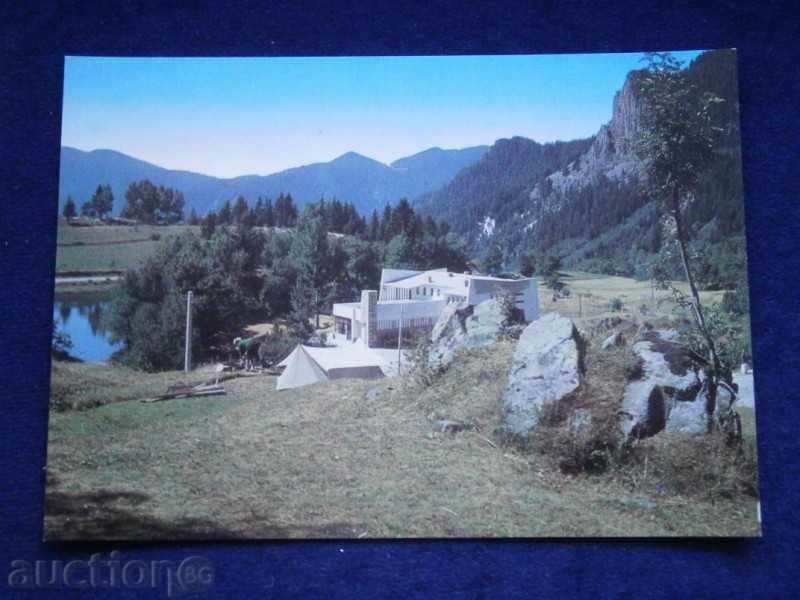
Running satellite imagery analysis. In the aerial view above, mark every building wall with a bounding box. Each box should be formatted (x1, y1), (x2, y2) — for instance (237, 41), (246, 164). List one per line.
(360, 290), (378, 347)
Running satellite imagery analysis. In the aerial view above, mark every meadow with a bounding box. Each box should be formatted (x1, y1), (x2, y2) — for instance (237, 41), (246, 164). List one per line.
(44, 275), (759, 539)
(55, 222), (199, 275)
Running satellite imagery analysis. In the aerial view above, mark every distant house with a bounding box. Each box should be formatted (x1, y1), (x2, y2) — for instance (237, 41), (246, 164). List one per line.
(332, 268), (539, 348)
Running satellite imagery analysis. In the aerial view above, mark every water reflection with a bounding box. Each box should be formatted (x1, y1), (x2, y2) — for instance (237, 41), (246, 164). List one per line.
(53, 290), (122, 362)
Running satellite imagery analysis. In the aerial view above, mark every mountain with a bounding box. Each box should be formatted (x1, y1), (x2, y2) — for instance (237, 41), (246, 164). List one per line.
(390, 146), (490, 192)
(58, 145), (489, 217)
(416, 49), (745, 280)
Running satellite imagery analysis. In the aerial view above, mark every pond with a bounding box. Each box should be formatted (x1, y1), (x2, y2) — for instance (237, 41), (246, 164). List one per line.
(53, 289), (122, 362)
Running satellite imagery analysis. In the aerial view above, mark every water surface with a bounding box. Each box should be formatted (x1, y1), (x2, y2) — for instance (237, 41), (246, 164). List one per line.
(53, 289), (122, 362)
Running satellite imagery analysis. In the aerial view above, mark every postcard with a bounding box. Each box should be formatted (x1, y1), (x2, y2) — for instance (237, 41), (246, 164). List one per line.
(46, 50), (758, 539)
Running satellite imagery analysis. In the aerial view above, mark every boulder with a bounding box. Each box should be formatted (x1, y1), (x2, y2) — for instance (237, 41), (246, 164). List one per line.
(502, 313), (585, 435)
(428, 298), (507, 370)
(620, 330), (708, 438)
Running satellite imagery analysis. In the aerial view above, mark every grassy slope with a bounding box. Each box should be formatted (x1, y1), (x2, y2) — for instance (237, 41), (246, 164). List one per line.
(55, 223), (199, 274)
(45, 338), (759, 540)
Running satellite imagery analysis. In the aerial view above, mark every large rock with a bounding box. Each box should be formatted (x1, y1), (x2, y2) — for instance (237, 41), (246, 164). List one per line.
(620, 330), (709, 438)
(502, 313), (585, 435)
(428, 298), (507, 370)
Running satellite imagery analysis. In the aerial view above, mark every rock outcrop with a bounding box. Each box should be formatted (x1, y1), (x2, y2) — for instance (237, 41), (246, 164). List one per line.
(502, 313), (585, 436)
(620, 330), (710, 438)
(428, 299), (507, 370)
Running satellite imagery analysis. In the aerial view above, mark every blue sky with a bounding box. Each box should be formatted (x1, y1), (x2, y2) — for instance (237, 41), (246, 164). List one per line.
(62, 51), (703, 178)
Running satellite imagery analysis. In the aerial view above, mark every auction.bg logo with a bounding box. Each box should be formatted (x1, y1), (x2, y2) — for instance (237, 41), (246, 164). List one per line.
(7, 551), (214, 597)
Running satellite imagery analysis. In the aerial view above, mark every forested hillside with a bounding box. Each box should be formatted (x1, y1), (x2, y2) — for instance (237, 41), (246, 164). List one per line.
(59, 145), (487, 218)
(416, 50), (746, 287)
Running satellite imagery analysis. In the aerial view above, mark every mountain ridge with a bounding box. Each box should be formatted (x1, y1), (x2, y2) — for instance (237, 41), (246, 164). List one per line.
(416, 49), (745, 279)
(58, 144), (490, 217)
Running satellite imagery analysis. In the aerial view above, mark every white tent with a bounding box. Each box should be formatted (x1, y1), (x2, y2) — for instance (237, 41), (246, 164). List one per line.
(276, 346), (329, 390)
(275, 344), (388, 390)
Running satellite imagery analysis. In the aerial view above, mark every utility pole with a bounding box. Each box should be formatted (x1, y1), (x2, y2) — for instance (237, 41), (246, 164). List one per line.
(397, 302), (404, 375)
(184, 290), (193, 373)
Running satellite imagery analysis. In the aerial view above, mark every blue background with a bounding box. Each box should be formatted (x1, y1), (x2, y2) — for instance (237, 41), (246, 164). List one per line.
(1, 1), (799, 597)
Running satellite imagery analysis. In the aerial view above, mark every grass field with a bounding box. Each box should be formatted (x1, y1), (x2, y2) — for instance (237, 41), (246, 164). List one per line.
(542, 271), (727, 326)
(55, 222), (199, 275)
(45, 337), (759, 540)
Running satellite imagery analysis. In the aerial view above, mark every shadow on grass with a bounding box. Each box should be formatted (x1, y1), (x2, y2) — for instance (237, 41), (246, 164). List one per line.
(44, 476), (360, 541)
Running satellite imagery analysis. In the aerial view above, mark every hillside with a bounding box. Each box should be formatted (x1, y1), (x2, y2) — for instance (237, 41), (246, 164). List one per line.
(58, 145), (488, 217)
(416, 50), (746, 279)
(45, 336), (757, 540)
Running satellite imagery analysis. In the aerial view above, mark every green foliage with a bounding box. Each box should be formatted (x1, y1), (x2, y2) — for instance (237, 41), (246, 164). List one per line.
(80, 184), (114, 219)
(63, 196), (77, 219)
(542, 254), (567, 296)
(721, 286), (749, 316)
(519, 251), (536, 277)
(201, 212), (217, 239)
(417, 50), (745, 288)
(108, 191), (468, 370)
(257, 326), (301, 367)
(678, 293), (752, 371)
(52, 322), (74, 358)
(496, 288), (526, 339)
(484, 244), (503, 275)
(120, 180), (184, 224)
(109, 228), (265, 371)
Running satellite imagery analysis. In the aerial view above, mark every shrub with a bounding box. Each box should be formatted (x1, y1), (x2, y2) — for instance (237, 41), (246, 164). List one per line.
(496, 288), (525, 340)
(149, 233), (162, 241)
(609, 297), (624, 312)
(621, 431), (758, 500)
(51, 322), (74, 360)
(258, 327), (301, 367)
(407, 331), (437, 388)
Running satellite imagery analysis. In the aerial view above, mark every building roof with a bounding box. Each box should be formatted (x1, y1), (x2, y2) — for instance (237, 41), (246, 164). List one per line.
(380, 268), (533, 292)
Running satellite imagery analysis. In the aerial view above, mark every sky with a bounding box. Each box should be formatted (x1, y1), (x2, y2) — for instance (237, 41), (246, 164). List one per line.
(62, 51), (703, 178)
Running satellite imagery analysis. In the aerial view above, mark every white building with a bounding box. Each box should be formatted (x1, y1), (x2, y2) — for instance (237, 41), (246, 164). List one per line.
(332, 268), (539, 348)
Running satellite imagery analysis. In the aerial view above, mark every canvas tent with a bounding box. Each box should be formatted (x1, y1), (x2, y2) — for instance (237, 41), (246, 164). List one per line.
(276, 346), (329, 390)
(276, 344), (387, 390)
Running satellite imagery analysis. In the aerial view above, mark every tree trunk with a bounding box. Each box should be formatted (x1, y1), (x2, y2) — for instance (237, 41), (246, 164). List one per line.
(671, 192), (722, 431)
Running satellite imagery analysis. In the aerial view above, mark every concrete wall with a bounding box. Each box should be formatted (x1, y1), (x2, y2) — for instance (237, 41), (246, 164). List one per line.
(360, 290), (378, 347)
(375, 299), (446, 323)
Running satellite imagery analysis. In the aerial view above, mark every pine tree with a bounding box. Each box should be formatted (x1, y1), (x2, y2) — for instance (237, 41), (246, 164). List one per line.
(519, 251), (536, 277)
(217, 200), (232, 225)
(484, 244), (504, 275)
(233, 195), (249, 224)
(63, 196), (77, 219)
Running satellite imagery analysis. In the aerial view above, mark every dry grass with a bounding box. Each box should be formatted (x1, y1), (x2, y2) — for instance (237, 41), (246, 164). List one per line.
(45, 340), (760, 540)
